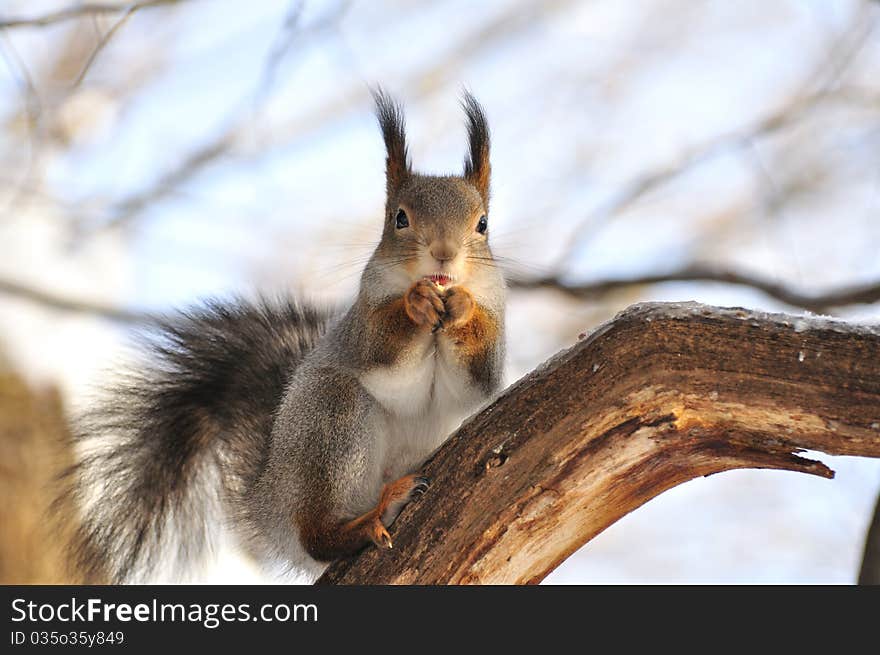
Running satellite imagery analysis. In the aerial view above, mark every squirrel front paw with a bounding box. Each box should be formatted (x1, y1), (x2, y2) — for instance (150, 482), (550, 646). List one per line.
(440, 286), (475, 329)
(404, 280), (445, 330)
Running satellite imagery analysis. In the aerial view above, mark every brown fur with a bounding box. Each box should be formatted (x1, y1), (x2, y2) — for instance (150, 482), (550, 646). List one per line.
(441, 285), (476, 328)
(444, 296), (501, 389)
(368, 283), (498, 389)
(365, 295), (421, 366)
(404, 279), (445, 328)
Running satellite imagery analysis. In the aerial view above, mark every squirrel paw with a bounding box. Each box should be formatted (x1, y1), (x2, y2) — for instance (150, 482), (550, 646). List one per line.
(378, 473), (430, 527)
(441, 286), (475, 329)
(405, 280), (445, 330)
(369, 520), (394, 549)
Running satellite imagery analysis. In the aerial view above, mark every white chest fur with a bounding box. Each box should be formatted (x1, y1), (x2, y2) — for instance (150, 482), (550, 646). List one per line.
(359, 333), (483, 478)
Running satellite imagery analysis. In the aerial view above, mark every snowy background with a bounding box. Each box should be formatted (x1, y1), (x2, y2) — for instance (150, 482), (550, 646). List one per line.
(0, 0), (878, 583)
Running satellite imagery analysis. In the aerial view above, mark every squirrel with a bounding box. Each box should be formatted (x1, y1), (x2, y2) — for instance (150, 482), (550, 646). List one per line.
(62, 89), (506, 583)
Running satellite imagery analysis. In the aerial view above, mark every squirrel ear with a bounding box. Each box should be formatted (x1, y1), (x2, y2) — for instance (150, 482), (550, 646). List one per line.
(461, 90), (491, 209)
(372, 87), (411, 195)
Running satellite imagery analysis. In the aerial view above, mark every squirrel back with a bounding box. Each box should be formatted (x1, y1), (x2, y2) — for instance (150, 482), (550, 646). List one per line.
(62, 298), (331, 582)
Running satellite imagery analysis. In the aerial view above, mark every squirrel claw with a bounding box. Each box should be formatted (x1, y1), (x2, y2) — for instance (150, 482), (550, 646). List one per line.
(431, 319), (444, 333)
(372, 522), (393, 549)
(412, 476), (430, 497)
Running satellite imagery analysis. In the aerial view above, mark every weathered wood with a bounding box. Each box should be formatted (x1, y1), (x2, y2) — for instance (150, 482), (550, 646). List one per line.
(0, 369), (82, 583)
(319, 302), (880, 584)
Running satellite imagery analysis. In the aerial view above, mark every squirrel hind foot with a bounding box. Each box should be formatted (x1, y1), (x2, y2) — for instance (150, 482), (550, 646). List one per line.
(296, 474), (429, 561)
(378, 474), (430, 527)
(369, 520), (393, 549)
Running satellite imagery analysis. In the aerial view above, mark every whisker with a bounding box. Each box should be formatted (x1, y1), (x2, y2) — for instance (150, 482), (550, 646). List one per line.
(317, 250), (421, 281)
(466, 254), (553, 278)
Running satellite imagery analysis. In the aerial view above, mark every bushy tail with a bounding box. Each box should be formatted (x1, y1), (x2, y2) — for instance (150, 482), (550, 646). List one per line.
(60, 297), (331, 583)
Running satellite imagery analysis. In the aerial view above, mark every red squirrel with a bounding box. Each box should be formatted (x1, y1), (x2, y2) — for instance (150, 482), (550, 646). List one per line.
(63, 90), (506, 582)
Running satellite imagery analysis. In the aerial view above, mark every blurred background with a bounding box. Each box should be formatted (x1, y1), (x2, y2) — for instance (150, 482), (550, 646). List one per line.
(1, 0), (879, 584)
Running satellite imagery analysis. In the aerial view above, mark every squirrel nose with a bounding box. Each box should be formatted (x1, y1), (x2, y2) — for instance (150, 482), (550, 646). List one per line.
(430, 241), (458, 263)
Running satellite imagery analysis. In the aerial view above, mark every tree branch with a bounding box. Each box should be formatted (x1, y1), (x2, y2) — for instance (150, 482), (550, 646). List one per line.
(509, 267), (880, 315)
(3, 267), (880, 325)
(92, 0), (571, 233)
(70, 4), (142, 88)
(557, 7), (877, 266)
(0, 1), (182, 30)
(319, 302), (880, 584)
(0, 278), (149, 324)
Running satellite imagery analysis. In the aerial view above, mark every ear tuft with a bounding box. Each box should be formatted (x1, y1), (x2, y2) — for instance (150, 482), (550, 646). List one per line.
(372, 87), (410, 195)
(461, 90), (491, 209)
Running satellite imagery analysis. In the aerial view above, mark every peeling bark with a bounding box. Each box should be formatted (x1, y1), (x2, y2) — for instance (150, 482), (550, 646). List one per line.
(319, 302), (880, 585)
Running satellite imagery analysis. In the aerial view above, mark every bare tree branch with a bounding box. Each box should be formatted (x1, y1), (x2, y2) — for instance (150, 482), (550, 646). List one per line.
(558, 7), (877, 266)
(89, 0), (348, 233)
(253, 0), (306, 104)
(92, 0), (574, 233)
(0, 1), (182, 30)
(0, 31), (43, 217)
(0, 278), (149, 324)
(3, 263), (880, 325)
(559, 90), (870, 267)
(70, 4), (140, 88)
(103, 137), (234, 227)
(319, 302), (880, 584)
(509, 267), (880, 315)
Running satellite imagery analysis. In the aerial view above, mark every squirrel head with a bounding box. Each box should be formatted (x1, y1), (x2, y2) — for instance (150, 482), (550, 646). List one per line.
(365, 89), (501, 299)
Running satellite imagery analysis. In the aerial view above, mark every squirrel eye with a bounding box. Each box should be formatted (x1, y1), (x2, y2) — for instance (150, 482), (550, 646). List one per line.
(395, 209), (409, 229)
(476, 215), (488, 234)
